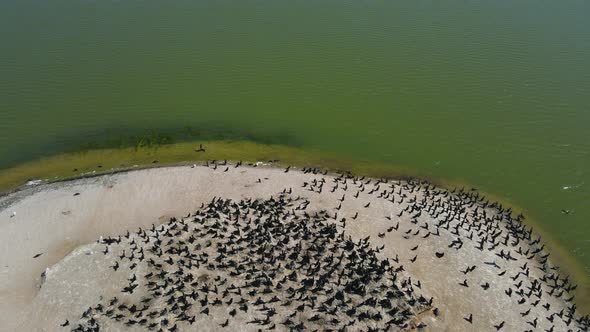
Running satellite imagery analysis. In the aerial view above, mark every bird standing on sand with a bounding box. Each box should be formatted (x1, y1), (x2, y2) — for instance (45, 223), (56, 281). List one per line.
(463, 313), (472, 324)
(494, 321), (505, 330)
(52, 169), (590, 332)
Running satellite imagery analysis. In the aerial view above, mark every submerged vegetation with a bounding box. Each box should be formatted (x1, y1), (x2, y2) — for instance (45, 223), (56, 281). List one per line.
(76, 130), (174, 152)
(0, 140), (413, 193)
(1, 126), (303, 171)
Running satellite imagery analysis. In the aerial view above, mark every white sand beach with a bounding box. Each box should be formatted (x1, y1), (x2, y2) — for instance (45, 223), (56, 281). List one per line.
(0, 163), (587, 331)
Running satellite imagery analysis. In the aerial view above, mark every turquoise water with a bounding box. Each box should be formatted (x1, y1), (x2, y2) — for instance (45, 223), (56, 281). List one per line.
(1, 0), (589, 281)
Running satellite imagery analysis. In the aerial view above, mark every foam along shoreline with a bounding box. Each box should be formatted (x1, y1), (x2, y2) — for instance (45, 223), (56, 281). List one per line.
(0, 163), (588, 331)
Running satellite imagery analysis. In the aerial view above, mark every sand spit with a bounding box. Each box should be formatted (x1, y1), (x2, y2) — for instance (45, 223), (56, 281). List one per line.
(0, 163), (588, 331)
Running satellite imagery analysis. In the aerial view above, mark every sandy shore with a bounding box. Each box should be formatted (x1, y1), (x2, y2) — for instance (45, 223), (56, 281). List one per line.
(0, 163), (588, 331)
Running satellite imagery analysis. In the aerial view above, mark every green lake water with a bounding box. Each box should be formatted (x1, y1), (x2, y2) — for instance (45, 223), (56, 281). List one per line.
(1, 0), (589, 284)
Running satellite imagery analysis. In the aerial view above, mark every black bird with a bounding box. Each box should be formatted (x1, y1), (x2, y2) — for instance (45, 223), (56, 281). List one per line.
(505, 288), (512, 297)
(461, 265), (476, 274)
(60, 319), (69, 327)
(435, 251), (444, 258)
(459, 279), (469, 287)
(483, 261), (501, 269)
(196, 144), (205, 152)
(122, 284), (137, 294)
(33, 253), (43, 258)
(433, 308), (439, 316)
(309, 314), (321, 322)
(220, 319), (229, 327)
(527, 318), (537, 328)
(463, 313), (472, 324)
(494, 321), (505, 330)
(481, 282), (490, 290)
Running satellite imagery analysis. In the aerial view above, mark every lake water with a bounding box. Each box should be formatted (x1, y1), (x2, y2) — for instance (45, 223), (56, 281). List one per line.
(1, 0), (589, 280)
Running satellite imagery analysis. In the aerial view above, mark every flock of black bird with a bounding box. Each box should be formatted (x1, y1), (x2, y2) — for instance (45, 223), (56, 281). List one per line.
(66, 196), (430, 331)
(59, 161), (589, 331)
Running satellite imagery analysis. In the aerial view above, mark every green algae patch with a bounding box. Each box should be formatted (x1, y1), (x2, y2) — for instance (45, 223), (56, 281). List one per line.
(0, 140), (418, 195)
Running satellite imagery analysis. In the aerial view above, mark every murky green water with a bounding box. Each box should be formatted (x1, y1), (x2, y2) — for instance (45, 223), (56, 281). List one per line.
(1, 0), (589, 279)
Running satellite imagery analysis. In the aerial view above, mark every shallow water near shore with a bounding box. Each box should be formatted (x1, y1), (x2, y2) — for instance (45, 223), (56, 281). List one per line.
(1, 0), (589, 308)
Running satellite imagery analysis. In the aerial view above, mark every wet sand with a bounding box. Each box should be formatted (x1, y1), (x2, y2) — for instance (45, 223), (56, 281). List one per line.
(0, 163), (588, 331)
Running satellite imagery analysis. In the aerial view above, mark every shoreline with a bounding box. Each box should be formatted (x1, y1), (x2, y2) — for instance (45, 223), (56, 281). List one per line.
(0, 141), (588, 315)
